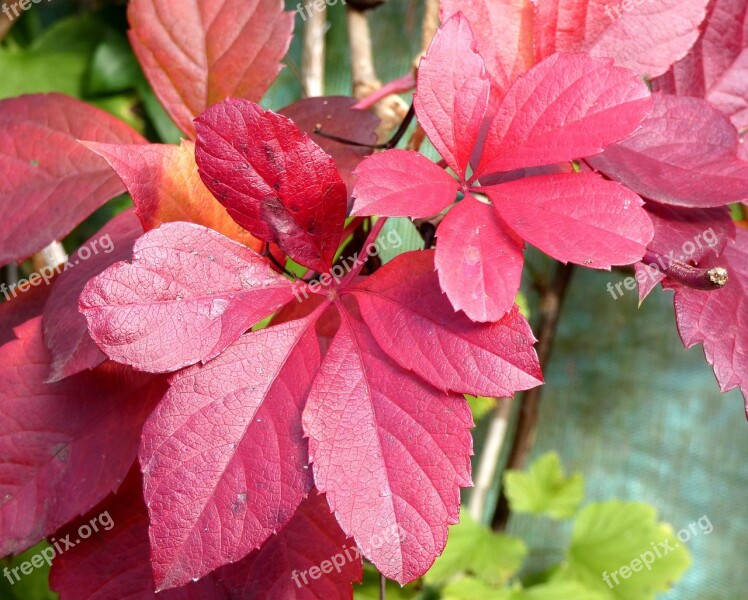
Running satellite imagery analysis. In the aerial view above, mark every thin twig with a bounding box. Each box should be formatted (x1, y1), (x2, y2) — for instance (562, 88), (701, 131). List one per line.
(491, 263), (575, 531)
(468, 397), (513, 523)
(379, 571), (386, 600)
(301, 0), (327, 97)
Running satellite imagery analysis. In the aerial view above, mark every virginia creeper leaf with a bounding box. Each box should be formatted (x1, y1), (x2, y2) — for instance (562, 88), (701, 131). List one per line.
(652, 0), (748, 131)
(85, 140), (263, 250)
(43, 211), (143, 383)
(439, 0), (534, 101)
(0, 317), (166, 556)
(127, 0), (294, 137)
(349, 250), (542, 396)
(49, 469), (222, 600)
(414, 12), (490, 180)
(533, 0), (709, 78)
(0, 93), (145, 265)
(279, 97), (380, 199)
(351, 150), (459, 218)
(475, 53), (652, 178)
(215, 490), (363, 599)
(588, 94), (748, 207)
(303, 301), (473, 584)
(673, 228), (748, 405)
(140, 314), (321, 590)
(195, 99), (347, 272)
(435, 196), (525, 322)
(484, 173), (654, 268)
(80, 222), (294, 373)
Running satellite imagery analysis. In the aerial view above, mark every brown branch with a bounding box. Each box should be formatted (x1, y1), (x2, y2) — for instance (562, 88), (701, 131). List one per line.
(491, 262), (575, 531)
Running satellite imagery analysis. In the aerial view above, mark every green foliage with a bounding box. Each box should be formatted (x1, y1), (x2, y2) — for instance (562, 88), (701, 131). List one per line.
(555, 501), (691, 600)
(0, 542), (57, 600)
(504, 452), (585, 519)
(425, 510), (527, 587)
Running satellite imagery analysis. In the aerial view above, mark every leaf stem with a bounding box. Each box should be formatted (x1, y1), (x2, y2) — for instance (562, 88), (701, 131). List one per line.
(338, 217), (387, 288)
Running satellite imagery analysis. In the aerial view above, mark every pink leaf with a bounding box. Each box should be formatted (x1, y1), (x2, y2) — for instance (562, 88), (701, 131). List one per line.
(351, 150), (459, 218)
(533, 0), (709, 78)
(80, 222), (294, 373)
(349, 250), (542, 396)
(303, 302), (473, 583)
(485, 173), (653, 268)
(414, 13), (490, 180)
(195, 99), (347, 272)
(653, 0), (748, 131)
(0, 93), (145, 265)
(435, 196), (525, 322)
(43, 211), (144, 383)
(475, 53), (651, 178)
(673, 228), (748, 405)
(0, 318), (166, 556)
(279, 97), (380, 199)
(588, 94), (748, 207)
(440, 0), (534, 100)
(215, 490), (363, 599)
(127, 0), (293, 137)
(140, 314), (322, 590)
(49, 469), (222, 600)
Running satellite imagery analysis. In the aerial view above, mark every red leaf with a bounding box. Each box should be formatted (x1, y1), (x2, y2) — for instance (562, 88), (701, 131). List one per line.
(440, 0), (534, 100)
(279, 97), (380, 199)
(588, 94), (748, 207)
(0, 276), (55, 347)
(533, 0), (709, 78)
(127, 0), (293, 137)
(435, 196), (525, 322)
(215, 490), (363, 599)
(349, 250), (542, 396)
(43, 211), (144, 383)
(652, 0), (748, 131)
(673, 228), (748, 405)
(140, 314), (322, 590)
(475, 53), (652, 178)
(49, 469), (221, 600)
(195, 99), (347, 272)
(484, 173), (653, 268)
(635, 203), (735, 303)
(80, 222), (294, 373)
(414, 12), (490, 180)
(0, 93), (145, 265)
(0, 318), (166, 556)
(351, 150), (459, 218)
(85, 140), (263, 250)
(303, 301), (473, 584)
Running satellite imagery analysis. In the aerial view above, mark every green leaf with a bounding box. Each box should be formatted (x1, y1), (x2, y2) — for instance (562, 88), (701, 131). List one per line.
(85, 32), (142, 96)
(557, 501), (691, 600)
(441, 577), (516, 600)
(136, 78), (184, 143)
(0, 15), (107, 99)
(0, 542), (57, 600)
(354, 564), (421, 599)
(504, 452), (585, 519)
(466, 395), (497, 421)
(518, 581), (607, 600)
(376, 218), (424, 264)
(425, 509), (527, 587)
